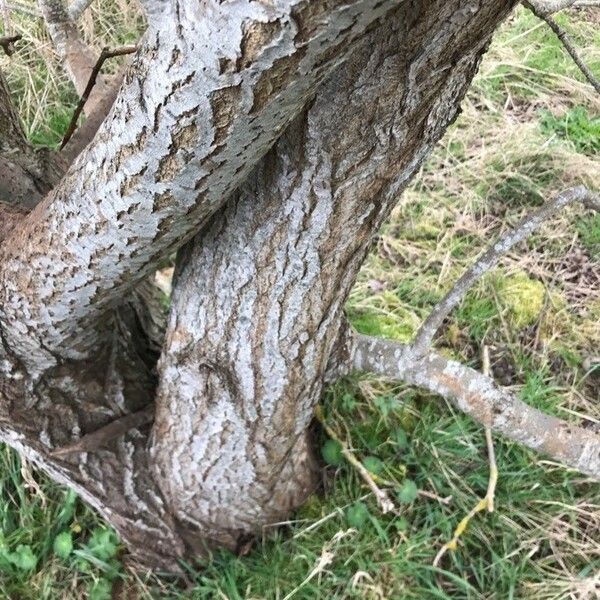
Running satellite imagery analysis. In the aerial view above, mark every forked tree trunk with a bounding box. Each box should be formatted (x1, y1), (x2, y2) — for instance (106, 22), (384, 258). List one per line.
(0, 0), (515, 571)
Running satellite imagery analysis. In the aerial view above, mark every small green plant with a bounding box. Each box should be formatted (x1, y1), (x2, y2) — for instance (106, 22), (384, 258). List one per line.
(84, 528), (119, 562)
(391, 427), (409, 450)
(6, 544), (38, 571)
(397, 479), (418, 504)
(321, 439), (343, 466)
(89, 578), (112, 600)
(346, 502), (370, 528)
(53, 531), (73, 560)
(363, 456), (385, 475)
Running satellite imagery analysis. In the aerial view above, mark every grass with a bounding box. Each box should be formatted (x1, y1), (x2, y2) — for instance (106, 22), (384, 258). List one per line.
(1, 3), (600, 599)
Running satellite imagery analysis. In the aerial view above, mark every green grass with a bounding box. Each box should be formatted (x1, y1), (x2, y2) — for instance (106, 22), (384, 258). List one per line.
(1, 3), (600, 599)
(539, 107), (600, 155)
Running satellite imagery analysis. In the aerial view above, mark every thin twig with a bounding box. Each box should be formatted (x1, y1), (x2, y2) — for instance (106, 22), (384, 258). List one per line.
(314, 405), (396, 514)
(60, 44), (137, 149)
(481, 346), (497, 513)
(523, 0), (600, 94)
(417, 489), (453, 505)
(412, 186), (599, 355)
(0, 33), (20, 56)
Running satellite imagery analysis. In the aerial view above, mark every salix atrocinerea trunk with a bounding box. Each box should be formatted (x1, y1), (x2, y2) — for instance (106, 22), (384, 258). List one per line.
(150, 0), (516, 550)
(0, 0), (516, 570)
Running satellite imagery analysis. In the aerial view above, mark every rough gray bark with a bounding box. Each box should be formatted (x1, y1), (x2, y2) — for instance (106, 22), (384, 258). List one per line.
(351, 335), (600, 479)
(4, 0), (595, 575)
(0, 0), (404, 376)
(150, 0), (517, 549)
(0, 0), (504, 570)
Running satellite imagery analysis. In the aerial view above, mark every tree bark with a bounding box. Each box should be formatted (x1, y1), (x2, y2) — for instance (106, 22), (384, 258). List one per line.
(150, 0), (516, 550)
(0, 0), (403, 376)
(0, 0), (519, 572)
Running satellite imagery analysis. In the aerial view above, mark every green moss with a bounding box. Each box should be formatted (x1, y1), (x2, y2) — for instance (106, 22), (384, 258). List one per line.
(497, 271), (545, 328)
(348, 310), (417, 343)
(295, 494), (324, 520)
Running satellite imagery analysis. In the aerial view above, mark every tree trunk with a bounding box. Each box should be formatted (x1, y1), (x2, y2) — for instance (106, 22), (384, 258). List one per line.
(149, 0), (516, 550)
(0, 0), (516, 571)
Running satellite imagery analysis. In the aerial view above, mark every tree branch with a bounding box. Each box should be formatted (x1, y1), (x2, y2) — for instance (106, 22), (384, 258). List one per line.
(0, 0), (407, 374)
(523, 0), (600, 94)
(412, 186), (599, 355)
(67, 0), (93, 20)
(60, 45), (136, 150)
(37, 0), (114, 113)
(148, 0), (516, 539)
(351, 334), (600, 480)
(526, 0), (600, 13)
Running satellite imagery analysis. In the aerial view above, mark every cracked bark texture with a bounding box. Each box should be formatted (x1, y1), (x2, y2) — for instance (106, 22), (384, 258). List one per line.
(0, 0), (518, 572)
(150, 0), (516, 549)
(0, 0), (403, 376)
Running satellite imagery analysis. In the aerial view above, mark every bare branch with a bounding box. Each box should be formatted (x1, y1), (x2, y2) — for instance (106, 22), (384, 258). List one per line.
(67, 0), (93, 20)
(527, 0), (577, 11)
(351, 334), (600, 480)
(60, 45), (136, 150)
(37, 0), (113, 111)
(412, 186), (599, 355)
(526, 0), (600, 13)
(60, 72), (123, 161)
(523, 0), (600, 94)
